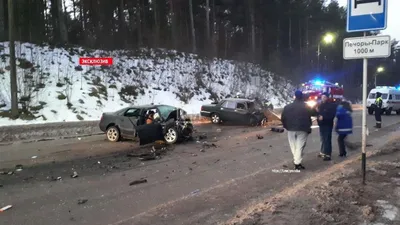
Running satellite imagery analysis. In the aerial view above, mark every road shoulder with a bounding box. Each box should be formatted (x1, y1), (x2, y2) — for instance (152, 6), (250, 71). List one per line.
(229, 132), (400, 225)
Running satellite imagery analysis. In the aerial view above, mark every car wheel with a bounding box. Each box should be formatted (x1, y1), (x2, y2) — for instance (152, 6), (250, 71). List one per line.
(368, 108), (374, 115)
(385, 108), (392, 115)
(164, 127), (178, 144)
(249, 116), (258, 126)
(106, 126), (120, 142)
(211, 113), (221, 124)
(396, 110), (400, 115)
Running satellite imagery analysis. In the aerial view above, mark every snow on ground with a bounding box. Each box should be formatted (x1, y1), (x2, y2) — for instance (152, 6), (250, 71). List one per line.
(0, 42), (294, 126)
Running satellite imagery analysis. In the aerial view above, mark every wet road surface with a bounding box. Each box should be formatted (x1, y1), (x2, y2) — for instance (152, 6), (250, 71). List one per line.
(0, 112), (399, 225)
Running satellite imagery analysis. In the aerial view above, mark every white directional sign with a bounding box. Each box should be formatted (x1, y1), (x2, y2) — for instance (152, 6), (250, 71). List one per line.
(347, 0), (388, 32)
(343, 35), (391, 60)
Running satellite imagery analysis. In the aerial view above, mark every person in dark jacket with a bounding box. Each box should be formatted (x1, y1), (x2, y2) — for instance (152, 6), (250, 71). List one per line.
(335, 101), (353, 157)
(317, 92), (337, 161)
(374, 92), (383, 128)
(281, 90), (312, 170)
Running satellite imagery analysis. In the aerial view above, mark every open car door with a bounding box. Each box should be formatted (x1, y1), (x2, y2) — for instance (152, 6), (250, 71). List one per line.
(136, 123), (164, 145)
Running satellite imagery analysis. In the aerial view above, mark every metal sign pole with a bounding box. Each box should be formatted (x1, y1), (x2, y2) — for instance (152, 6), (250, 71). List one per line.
(361, 32), (367, 185)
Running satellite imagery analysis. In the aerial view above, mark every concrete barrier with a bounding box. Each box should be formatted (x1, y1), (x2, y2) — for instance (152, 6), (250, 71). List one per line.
(4, 105), (361, 143)
(0, 121), (102, 143)
(0, 114), (209, 143)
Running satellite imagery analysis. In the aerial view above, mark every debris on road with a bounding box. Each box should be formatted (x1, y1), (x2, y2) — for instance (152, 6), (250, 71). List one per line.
(270, 127), (284, 133)
(77, 199), (88, 205)
(197, 133), (207, 140)
(48, 176), (62, 181)
(190, 189), (200, 195)
(216, 128), (222, 132)
(256, 134), (263, 139)
(0, 171), (13, 175)
(0, 184), (3, 188)
(139, 153), (157, 161)
(31, 156), (38, 159)
(201, 141), (217, 148)
(200, 149), (205, 152)
(15, 164), (23, 172)
(0, 205), (12, 212)
(129, 178), (147, 186)
(71, 171), (79, 178)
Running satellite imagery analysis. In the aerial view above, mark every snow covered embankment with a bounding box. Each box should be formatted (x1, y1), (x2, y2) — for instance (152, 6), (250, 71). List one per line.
(0, 42), (294, 126)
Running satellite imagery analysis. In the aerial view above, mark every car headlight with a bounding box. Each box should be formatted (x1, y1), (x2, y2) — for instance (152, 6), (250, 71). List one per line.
(306, 101), (317, 108)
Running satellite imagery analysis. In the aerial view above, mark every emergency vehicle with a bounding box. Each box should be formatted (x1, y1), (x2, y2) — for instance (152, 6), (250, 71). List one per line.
(300, 80), (344, 109)
(367, 86), (400, 115)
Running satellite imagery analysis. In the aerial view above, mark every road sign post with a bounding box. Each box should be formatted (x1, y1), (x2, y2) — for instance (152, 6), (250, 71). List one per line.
(346, 0), (388, 185)
(362, 32), (368, 184)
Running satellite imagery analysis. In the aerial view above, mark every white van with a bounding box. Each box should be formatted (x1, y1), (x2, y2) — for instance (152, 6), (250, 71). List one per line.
(367, 86), (400, 115)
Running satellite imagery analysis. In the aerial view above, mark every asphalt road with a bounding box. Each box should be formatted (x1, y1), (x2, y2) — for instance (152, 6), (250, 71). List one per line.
(0, 112), (399, 225)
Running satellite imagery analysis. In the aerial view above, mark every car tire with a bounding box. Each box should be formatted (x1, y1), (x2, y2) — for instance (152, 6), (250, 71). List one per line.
(385, 108), (392, 115)
(211, 113), (221, 124)
(368, 108), (374, 115)
(106, 126), (120, 142)
(164, 126), (179, 144)
(249, 116), (258, 126)
(396, 110), (400, 115)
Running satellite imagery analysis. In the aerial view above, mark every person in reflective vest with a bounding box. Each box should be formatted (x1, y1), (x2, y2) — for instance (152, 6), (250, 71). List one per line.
(374, 92), (383, 128)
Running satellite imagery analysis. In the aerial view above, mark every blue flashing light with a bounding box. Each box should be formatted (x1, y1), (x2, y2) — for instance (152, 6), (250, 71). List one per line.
(314, 80), (323, 86)
(396, 86), (400, 90)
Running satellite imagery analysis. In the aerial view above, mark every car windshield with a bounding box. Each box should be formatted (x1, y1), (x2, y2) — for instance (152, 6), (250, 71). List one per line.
(157, 105), (178, 119)
(368, 93), (376, 99)
(247, 101), (262, 110)
(369, 93), (388, 99)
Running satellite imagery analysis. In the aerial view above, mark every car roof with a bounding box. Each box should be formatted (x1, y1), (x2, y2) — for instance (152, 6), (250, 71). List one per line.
(370, 89), (400, 93)
(126, 104), (178, 109)
(223, 98), (254, 103)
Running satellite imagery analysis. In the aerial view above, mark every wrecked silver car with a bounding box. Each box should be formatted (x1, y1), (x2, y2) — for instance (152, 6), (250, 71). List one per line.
(99, 104), (194, 145)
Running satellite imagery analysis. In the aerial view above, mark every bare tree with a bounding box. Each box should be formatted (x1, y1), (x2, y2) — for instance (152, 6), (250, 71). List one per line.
(169, 0), (177, 49)
(153, 0), (160, 47)
(8, 0), (18, 118)
(57, 0), (68, 43)
(205, 0), (210, 45)
(189, 0), (196, 53)
(137, 0), (143, 47)
(248, 0), (256, 60)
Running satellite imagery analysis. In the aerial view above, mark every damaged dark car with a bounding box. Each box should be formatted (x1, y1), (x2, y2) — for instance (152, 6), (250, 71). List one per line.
(200, 98), (266, 125)
(99, 105), (193, 145)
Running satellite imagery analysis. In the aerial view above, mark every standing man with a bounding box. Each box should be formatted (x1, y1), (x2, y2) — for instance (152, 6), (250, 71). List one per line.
(317, 92), (337, 161)
(281, 90), (312, 170)
(374, 92), (383, 128)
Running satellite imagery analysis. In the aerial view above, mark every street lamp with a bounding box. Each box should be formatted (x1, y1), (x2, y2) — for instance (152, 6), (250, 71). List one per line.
(374, 66), (384, 87)
(317, 32), (335, 72)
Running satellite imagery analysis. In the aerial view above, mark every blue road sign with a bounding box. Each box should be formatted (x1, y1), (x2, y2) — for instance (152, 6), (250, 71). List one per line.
(347, 0), (388, 32)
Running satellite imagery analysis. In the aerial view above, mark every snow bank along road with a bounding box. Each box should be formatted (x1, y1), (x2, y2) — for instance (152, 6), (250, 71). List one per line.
(0, 104), (363, 143)
(1, 112), (399, 225)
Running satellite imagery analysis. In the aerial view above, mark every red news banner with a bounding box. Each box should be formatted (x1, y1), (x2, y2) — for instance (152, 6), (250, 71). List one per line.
(79, 57), (113, 66)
